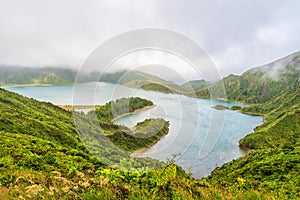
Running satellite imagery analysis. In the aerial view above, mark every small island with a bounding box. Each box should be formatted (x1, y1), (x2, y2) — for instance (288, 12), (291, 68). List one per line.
(213, 104), (243, 111)
(212, 104), (229, 110)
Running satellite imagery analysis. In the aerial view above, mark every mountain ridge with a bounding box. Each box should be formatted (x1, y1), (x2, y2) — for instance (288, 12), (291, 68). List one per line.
(194, 51), (300, 103)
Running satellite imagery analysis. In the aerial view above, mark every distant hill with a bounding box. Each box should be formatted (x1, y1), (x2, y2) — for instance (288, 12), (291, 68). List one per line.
(99, 70), (166, 84)
(2, 51), (299, 100)
(0, 66), (75, 86)
(194, 51), (300, 103)
(124, 79), (188, 94)
(180, 79), (208, 92)
(0, 66), (190, 94)
(0, 66), (165, 86)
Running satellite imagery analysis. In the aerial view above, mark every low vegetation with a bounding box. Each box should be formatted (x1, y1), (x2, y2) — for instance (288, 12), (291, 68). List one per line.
(0, 52), (299, 199)
(108, 118), (169, 152)
(1, 88), (294, 199)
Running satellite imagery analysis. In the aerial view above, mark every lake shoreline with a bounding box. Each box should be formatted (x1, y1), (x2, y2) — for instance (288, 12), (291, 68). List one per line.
(6, 82), (263, 174)
(130, 133), (168, 158)
(1, 83), (54, 89)
(130, 148), (149, 158)
(112, 105), (155, 122)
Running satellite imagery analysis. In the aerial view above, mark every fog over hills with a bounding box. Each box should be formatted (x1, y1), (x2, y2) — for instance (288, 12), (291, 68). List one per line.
(249, 51), (300, 81)
(194, 51), (300, 103)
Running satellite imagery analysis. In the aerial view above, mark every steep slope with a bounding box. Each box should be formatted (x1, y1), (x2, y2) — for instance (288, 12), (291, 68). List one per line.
(1, 51), (299, 198)
(240, 89), (300, 149)
(0, 88), (290, 199)
(207, 146), (300, 198)
(195, 51), (300, 103)
(201, 52), (300, 199)
(207, 90), (300, 198)
(0, 88), (80, 148)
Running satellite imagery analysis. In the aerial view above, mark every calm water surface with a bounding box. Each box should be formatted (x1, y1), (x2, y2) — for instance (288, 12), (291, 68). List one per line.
(7, 83), (263, 178)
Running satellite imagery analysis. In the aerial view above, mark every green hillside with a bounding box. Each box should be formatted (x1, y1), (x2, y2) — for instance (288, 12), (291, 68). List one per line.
(0, 51), (299, 199)
(0, 66), (75, 86)
(239, 89), (300, 149)
(195, 51), (300, 103)
(0, 64), (200, 98)
(0, 66), (190, 94)
(193, 52), (300, 199)
(181, 79), (208, 92)
(206, 88), (299, 198)
(1, 87), (291, 199)
(108, 118), (169, 152)
(124, 80), (188, 94)
(207, 147), (300, 197)
(205, 71), (300, 199)
(0, 87), (80, 148)
(98, 70), (165, 84)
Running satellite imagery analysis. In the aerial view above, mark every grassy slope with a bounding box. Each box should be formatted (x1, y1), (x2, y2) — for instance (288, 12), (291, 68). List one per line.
(195, 52), (300, 103)
(1, 52), (299, 198)
(108, 118), (170, 152)
(208, 147), (300, 197)
(206, 87), (300, 198)
(240, 88), (300, 149)
(199, 52), (300, 199)
(0, 88), (286, 199)
(123, 79), (188, 94)
(0, 88), (81, 148)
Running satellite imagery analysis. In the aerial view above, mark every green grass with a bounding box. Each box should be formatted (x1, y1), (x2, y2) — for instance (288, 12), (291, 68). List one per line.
(1, 50), (300, 200)
(207, 147), (300, 199)
(108, 118), (169, 152)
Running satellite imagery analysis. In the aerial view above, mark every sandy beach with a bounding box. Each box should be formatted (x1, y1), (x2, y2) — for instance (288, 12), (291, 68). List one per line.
(130, 147), (149, 158)
(112, 105), (155, 122)
(1, 83), (53, 89)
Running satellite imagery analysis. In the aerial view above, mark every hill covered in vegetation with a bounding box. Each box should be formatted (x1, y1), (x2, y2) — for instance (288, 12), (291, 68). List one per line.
(206, 88), (299, 198)
(0, 66), (193, 95)
(0, 51), (299, 199)
(203, 52), (300, 198)
(0, 66), (189, 94)
(180, 79), (208, 92)
(2, 86), (296, 199)
(0, 66), (76, 86)
(195, 51), (300, 103)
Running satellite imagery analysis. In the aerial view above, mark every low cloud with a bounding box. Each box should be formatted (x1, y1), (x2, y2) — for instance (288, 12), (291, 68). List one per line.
(0, 0), (299, 80)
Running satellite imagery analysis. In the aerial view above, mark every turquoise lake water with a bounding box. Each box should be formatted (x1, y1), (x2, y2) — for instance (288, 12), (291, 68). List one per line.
(7, 82), (263, 178)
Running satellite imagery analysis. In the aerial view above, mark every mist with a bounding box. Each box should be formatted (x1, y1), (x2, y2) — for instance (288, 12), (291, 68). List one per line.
(0, 0), (300, 80)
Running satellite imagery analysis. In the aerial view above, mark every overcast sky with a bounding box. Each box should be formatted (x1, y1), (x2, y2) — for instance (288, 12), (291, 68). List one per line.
(0, 0), (300, 78)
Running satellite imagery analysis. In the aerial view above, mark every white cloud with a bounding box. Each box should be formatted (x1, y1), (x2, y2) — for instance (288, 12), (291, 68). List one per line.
(256, 24), (290, 46)
(0, 0), (299, 79)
